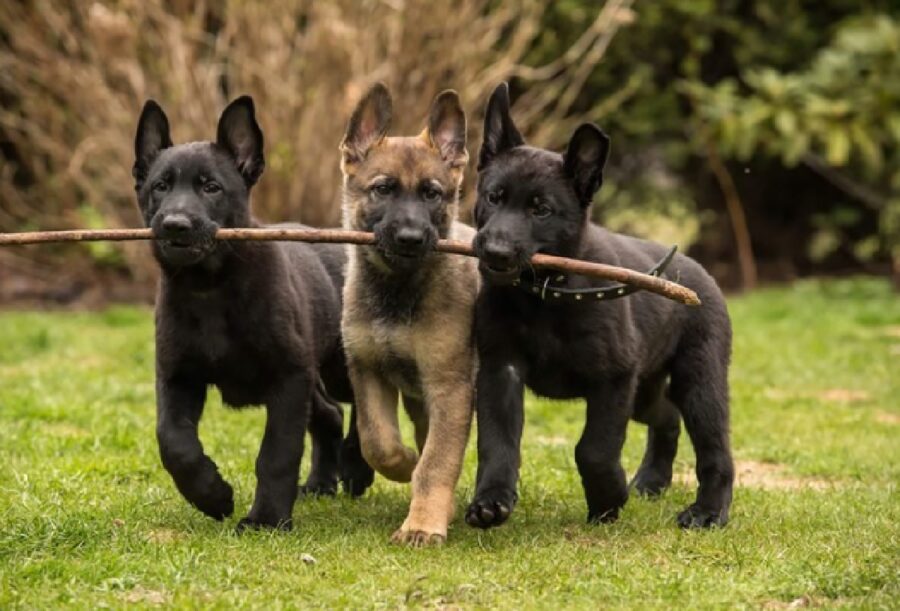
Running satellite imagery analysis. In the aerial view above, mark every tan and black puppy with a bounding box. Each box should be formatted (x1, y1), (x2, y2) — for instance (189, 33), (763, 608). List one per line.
(339, 83), (478, 546)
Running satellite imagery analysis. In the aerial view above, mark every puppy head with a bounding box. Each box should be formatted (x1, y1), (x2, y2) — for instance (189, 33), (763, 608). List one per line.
(133, 96), (264, 269)
(473, 82), (609, 284)
(340, 83), (468, 270)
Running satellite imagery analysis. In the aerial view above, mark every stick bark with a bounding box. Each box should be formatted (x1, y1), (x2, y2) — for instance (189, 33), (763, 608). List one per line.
(0, 228), (701, 306)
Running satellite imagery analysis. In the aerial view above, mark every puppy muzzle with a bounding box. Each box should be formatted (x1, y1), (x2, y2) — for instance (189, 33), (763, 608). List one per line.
(151, 213), (218, 266)
(375, 224), (437, 265)
(475, 235), (525, 285)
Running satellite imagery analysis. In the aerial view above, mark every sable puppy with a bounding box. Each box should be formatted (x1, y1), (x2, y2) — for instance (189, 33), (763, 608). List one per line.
(466, 83), (734, 529)
(339, 83), (478, 546)
(133, 96), (372, 531)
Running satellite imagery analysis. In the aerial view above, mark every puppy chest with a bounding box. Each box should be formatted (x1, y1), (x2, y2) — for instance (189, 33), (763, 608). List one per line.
(343, 321), (424, 398)
(509, 317), (612, 395)
(169, 318), (285, 406)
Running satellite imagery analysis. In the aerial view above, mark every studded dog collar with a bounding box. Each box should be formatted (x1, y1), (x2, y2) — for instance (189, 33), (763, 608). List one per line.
(515, 245), (678, 303)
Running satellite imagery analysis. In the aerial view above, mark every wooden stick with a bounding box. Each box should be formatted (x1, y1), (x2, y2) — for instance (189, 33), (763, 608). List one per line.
(0, 228), (701, 305)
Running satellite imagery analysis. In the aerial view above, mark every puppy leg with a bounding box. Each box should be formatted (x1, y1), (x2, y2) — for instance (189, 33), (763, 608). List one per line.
(631, 398), (681, 497)
(578, 376), (636, 524)
(392, 368), (474, 546)
(300, 383), (343, 497)
(238, 373), (312, 532)
(156, 378), (234, 520)
(340, 401), (376, 497)
(669, 339), (734, 528)
(350, 362), (417, 482)
(402, 394), (429, 453)
(465, 360), (524, 529)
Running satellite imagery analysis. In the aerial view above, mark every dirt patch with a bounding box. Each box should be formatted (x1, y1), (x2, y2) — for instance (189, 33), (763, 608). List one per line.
(763, 387), (871, 404)
(874, 411), (900, 425)
(45, 422), (91, 439)
(881, 325), (900, 339)
(816, 389), (870, 403)
(122, 587), (168, 605)
(762, 595), (814, 609)
(677, 460), (835, 491)
(534, 435), (568, 447)
(145, 528), (185, 544)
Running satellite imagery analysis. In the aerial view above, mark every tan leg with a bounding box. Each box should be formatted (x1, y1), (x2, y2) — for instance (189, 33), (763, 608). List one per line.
(349, 361), (417, 482)
(391, 367), (474, 546)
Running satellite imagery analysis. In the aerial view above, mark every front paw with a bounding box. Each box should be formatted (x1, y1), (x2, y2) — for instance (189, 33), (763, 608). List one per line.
(192, 480), (234, 521)
(298, 479), (338, 497)
(235, 516), (293, 533)
(465, 487), (517, 529)
(676, 503), (728, 529)
(587, 506), (621, 524)
(630, 466), (672, 497)
(340, 442), (375, 497)
(390, 527), (446, 547)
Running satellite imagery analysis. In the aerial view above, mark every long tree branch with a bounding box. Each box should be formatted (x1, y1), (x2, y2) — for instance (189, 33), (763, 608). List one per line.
(0, 227), (702, 306)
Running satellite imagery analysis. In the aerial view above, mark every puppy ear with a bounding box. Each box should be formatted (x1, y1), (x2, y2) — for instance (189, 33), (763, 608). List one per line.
(133, 100), (172, 188)
(478, 82), (524, 170)
(341, 83), (392, 166)
(426, 90), (468, 170)
(563, 123), (610, 206)
(216, 96), (265, 187)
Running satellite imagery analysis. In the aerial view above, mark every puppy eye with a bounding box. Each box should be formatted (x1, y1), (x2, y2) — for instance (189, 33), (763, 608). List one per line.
(202, 182), (222, 194)
(486, 190), (502, 206)
(422, 186), (442, 202)
(372, 183), (393, 197)
(152, 180), (169, 193)
(532, 203), (553, 219)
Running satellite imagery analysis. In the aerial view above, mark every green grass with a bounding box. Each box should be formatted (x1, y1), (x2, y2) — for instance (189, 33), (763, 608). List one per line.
(1, 278), (898, 609)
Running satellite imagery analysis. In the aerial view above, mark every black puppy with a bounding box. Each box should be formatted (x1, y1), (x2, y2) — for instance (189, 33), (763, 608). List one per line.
(466, 83), (734, 529)
(133, 96), (373, 530)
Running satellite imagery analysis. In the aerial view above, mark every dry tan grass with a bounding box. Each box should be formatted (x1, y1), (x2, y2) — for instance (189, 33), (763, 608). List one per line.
(0, 0), (634, 286)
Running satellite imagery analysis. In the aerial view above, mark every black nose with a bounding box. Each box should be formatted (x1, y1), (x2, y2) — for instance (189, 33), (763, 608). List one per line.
(395, 227), (426, 247)
(161, 214), (192, 236)
(483, 242), (515, 265)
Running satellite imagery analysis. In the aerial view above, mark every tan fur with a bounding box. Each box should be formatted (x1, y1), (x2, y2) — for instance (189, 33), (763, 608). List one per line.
(341, 130), (478, 546)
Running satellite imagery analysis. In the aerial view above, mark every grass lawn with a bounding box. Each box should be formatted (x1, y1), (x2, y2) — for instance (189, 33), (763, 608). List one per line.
(0, 278), (898, 609)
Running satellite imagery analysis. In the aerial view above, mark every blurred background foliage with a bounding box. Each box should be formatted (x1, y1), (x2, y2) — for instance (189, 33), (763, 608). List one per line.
(0, 0), (897, 304)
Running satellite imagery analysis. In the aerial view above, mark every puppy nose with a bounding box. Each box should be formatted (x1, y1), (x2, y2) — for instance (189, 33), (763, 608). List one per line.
(396, 227), (426, 247)
(483, 242), (515, 264)
(161, 214), (192, 235)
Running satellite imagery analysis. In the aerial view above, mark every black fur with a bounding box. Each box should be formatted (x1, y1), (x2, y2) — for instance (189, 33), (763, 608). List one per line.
(466, 83), (734, 529)
(133, 97), (373, 531)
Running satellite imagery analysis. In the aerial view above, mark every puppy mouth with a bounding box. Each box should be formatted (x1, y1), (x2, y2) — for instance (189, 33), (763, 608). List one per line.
(386, 249), (422, 259)
(164, 239), (195, 249)
(378, 240), (432, 262)
(162, 239), (209, 253)
(479, 261), (521, 284)
(157, 236), (216, 264)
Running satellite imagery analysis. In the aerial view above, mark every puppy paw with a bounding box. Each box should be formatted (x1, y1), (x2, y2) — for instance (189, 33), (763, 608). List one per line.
(630, 467), (672, 498)
(192, 480), (235, 521)
(235, 516), (293, 533)
(390, 528), (446, 547)
(587, 506), (621, 524)
(465, 488), (516, 529)
(676, 504), (728, 529)
(339, 454), (375, 498)
(298, 479), (338, 497)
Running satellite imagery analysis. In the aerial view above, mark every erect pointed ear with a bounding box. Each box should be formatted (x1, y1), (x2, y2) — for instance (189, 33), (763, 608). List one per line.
(341, 82), (392, 166)
(216, 95), (265, 187)
(426, 90), (468, 171)
(478, 82), (524, 170)
(133, 100), (172, 188)
(563, 123), (610, 206)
